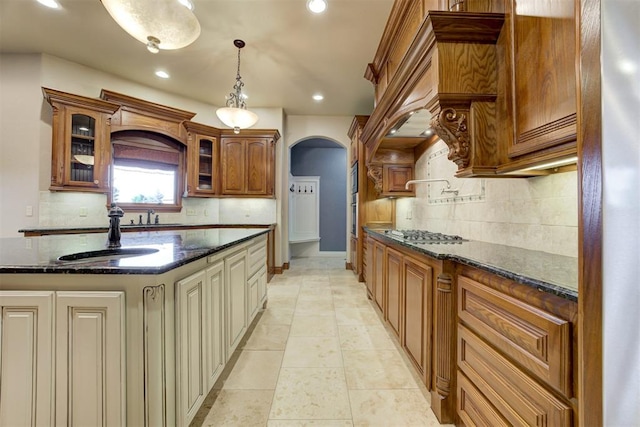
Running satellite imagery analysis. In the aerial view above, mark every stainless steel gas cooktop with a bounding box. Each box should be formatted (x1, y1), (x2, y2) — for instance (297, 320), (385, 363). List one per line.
(385, 229), (468, 244)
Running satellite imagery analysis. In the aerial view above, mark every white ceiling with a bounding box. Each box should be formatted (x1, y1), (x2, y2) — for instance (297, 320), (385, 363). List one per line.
(0, 0), (394, 116)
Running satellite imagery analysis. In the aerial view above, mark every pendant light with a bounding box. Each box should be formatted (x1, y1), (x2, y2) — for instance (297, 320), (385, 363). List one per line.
(101, 0), (201, 53)
(216, 40), (259, 134)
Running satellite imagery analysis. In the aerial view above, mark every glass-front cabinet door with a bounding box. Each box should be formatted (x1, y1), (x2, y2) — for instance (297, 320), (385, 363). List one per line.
(43, 87), (120, 193)
(184, 121), (220, 197)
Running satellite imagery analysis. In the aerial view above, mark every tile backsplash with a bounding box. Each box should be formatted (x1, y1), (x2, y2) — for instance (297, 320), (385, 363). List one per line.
(395, 140), (578, 257)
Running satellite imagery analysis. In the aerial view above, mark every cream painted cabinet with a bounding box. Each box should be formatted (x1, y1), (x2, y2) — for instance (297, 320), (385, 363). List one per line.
(176, 270), (206, 427)
(55, 291), (126, 426)
(0, 291), (55, 427)
(225, 249), (248, 358)
(204, 261), (225, 390)
(0, 290), (125, 427)
(247, 237), (268, 322)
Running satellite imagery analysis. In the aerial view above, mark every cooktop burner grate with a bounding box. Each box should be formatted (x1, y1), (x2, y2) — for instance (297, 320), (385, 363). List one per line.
(386, 229), (468, 244)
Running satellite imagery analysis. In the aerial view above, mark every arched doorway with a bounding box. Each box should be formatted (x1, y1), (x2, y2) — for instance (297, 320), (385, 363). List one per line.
(288, 137), (347, 257)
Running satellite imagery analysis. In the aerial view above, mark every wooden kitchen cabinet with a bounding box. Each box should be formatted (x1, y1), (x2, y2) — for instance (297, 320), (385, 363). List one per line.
(497, 0), (578, 172)
(457, 268), (577, 425)
(0, 290), (126, 427)
(402, 256), (432, 384)
(385, 247), (403, 338)
(247, 236), (268, 321)
(220, 130), (279, 197)
(43, 87), (120, 192)
(184, 121), (220, 196)
(373, 239), (385, 312)
(383, 164), (414, 196)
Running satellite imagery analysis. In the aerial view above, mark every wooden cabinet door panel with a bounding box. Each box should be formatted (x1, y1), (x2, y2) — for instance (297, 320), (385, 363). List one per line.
(221, 138), (245, 194)
(383, 164), (414, 195)
(458, 325), (572, 427)
(402, 257), (432, 381)
(246, 139), (268, 194)
(55, 291), (125, 427)
(373, 241), (385, 311)
(385, 247), (403, 338)
(509, 0), (577, 157)
(458, 275), (572, 396)
(0, 292), (55, 427)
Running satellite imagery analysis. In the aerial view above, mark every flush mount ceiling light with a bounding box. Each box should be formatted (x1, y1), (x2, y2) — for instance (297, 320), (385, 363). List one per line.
(37, 0), (60, 9)
(312, 94), (324, 101)
(307, 0), (327, 14)
(101, 0), (201, 53)
(216, 40), (259, 134)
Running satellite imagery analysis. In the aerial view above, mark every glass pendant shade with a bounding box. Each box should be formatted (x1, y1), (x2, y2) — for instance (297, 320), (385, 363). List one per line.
(216, 40), (259, 133)
(216, 108), (258, 134)
(101, 0), (201, 51)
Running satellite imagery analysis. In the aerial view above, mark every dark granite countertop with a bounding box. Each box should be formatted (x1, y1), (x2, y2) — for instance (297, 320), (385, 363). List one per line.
(365, 228), (577, 301)
(0, 228), (269, 275)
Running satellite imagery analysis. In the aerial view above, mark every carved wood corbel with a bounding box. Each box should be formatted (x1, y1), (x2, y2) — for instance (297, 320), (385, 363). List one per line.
(367, 164), (383, 194)
(431, 107), (471, 169)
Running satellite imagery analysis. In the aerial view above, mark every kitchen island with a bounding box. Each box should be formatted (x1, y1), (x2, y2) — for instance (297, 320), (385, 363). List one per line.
(0, 228), (270, 427)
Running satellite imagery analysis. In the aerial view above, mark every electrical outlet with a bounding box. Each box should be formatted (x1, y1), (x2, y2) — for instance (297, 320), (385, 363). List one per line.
(204, 209), (209, 216)
(79, 207), (88, 217)
(406, 209), (412, 219)
(25, 238), (32, 249)
(186, 208), (197, 216)
(25, 205), (33, 217)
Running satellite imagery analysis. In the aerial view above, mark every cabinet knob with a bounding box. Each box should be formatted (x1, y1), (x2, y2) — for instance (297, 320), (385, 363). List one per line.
(94, 179), (99, 185)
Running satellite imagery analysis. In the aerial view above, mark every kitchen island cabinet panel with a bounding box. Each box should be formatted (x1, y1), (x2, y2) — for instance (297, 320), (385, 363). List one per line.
(55, 291), (125, 427)
(204, 261), (225, 390)
(225, 248), (248, 357)
(0, 291), (55, 427)
(176, 270), (206, 427)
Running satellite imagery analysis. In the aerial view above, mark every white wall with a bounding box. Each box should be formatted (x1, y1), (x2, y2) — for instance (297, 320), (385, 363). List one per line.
(395, 140), (578, 257)
(602, 0), (640, 423)
(284, 115), (352, 261)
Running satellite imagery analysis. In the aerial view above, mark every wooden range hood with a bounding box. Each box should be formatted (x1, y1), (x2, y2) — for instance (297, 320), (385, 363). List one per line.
(361, 9), (506, 177)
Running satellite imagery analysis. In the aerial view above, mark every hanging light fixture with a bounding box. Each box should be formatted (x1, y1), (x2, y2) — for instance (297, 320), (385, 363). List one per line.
(216, 39), (259, 134)
(101, 0), (201, 53)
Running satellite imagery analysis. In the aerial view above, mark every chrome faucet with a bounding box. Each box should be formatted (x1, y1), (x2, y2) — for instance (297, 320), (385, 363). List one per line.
(146, 209), (155, 225)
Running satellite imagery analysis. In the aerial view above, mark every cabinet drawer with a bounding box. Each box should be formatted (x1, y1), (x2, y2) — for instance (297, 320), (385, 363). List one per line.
(458, 275), (572, 396)
(458, 325), (572, 427)
(457, 371), (510, 427)
(248, 239), (267, 277)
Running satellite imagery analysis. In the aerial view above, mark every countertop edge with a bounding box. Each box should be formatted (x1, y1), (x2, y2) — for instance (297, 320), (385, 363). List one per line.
(365, 227), (578, 302)
(0, 229), (270, 276)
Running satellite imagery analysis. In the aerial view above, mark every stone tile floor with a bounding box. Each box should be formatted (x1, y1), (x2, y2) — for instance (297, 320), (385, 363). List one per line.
(192, 257), (452, 427)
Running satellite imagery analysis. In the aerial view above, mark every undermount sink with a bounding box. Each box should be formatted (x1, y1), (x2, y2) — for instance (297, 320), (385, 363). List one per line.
(57, 247), (159, 261)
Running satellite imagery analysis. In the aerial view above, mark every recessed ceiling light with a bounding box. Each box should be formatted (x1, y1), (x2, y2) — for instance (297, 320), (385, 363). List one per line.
(312, 94), (324, 101)
(618, 59), (637, 75)
(307, 0), (327, 14)
(37, 0), (60, 9)
(155, 70), (170, 79)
